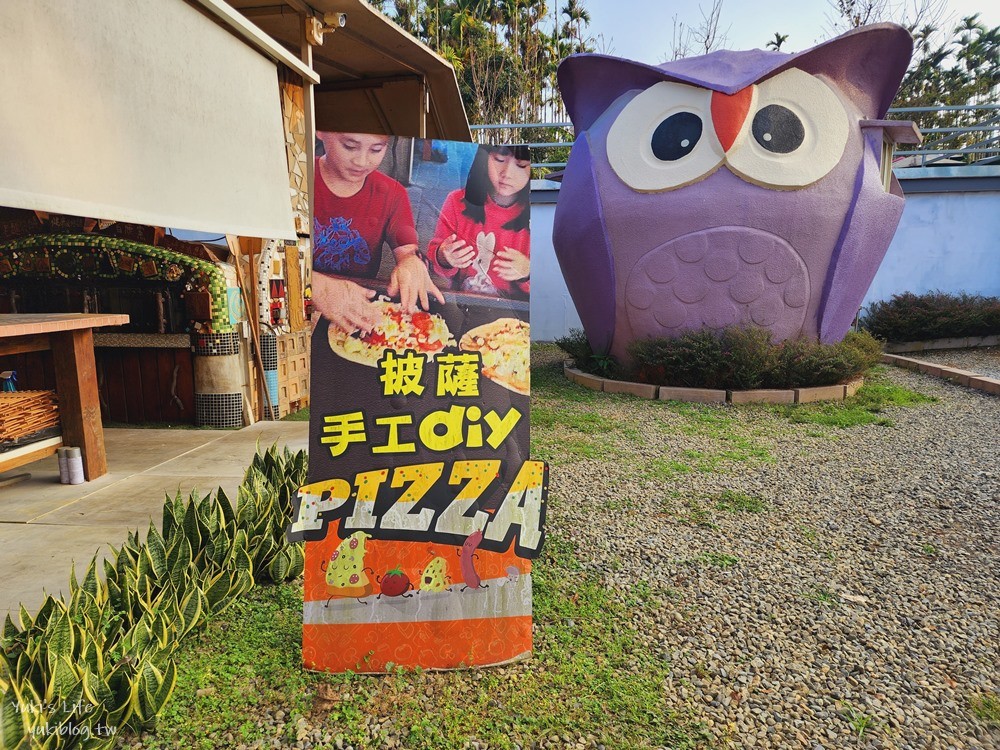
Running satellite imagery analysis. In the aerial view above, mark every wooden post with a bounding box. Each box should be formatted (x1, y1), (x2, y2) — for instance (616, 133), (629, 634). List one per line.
(418, 77), (428, 138)
(285, 242), (306, 331)
(228, 235), (272, 421)
(238, 236), (263, 325)
(50, 328), (107, 480)
(301, 22), (315, 293)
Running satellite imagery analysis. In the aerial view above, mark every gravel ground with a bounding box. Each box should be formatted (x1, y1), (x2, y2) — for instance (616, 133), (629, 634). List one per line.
(904, 347), (1000, 380)
(126, 354), (999, 750)
(546, 361), (1000, 750)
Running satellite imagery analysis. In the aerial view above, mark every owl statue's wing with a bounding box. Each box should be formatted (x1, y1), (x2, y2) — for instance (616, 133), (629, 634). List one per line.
(551, 132), (617, 355)
(818, 129), (905, 343)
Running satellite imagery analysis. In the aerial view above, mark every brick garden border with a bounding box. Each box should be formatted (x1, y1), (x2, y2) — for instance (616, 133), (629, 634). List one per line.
(884, 334), (999, 354)
(562, 363), (864, 404)
(880, 354), (1000, 397)
(562, 335), (1000, 403)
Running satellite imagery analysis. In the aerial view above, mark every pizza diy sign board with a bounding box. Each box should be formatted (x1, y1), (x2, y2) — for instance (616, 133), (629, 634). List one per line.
(286, 134), (547, 672)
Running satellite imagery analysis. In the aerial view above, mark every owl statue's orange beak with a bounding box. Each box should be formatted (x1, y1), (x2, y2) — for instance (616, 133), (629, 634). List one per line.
(711, 87), (754, 152)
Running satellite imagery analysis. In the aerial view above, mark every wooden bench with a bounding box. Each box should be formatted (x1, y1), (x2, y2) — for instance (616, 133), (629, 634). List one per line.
(0, 314), (128, 479)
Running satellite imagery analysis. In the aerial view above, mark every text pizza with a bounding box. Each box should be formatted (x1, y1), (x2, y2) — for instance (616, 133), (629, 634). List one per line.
(286, 459), (547, 558)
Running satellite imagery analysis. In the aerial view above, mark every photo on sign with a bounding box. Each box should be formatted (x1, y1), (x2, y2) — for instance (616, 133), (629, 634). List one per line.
(292, 132), (545, 673)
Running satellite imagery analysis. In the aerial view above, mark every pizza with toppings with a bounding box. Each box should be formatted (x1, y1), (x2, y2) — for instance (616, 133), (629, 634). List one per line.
(459, 318), (530, 395)
(328, 299), (456, 366)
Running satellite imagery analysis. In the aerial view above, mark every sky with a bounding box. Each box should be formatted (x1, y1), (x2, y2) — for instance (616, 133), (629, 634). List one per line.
(580, 0), (1000, 63)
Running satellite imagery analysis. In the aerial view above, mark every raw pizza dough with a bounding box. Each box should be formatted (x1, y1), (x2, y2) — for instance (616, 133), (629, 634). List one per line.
(328, 299), (456, 366)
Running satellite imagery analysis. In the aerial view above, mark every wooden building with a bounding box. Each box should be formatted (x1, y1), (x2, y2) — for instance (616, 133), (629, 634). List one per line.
(0, 0), (470, 440)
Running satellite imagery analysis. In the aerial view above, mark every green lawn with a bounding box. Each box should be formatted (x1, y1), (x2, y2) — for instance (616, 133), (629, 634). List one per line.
(124, 345), (936, 750)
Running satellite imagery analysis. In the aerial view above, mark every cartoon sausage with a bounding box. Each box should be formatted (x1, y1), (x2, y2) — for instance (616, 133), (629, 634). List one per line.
(459, 530), (486, 591)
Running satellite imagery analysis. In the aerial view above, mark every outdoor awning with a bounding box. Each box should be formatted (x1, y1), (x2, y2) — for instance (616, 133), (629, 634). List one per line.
(0, 0), (297, 240)
(231, 0), (473, 140)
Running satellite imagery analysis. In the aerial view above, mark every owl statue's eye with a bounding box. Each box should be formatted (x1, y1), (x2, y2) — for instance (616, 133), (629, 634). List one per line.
(751, 105), (804, 154)
(727, 68), (849, 189)
(651, 112), (703, 161)
(607, 81), (724, 192)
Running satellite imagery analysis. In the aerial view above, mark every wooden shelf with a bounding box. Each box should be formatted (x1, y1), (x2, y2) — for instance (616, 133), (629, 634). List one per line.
(0, 436), (62, 474)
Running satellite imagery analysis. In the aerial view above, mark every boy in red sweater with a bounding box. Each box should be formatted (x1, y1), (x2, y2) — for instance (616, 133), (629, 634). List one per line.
(312, 132), (443, 333)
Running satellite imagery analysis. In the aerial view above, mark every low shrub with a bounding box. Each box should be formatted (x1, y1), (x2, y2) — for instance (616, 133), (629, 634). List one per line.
(229, 446), (307, 584)
(554, 328), (619, 378)
(629, 327), (883, 390)
(768, 331), (882, 389)
(0, 445), (307, 748)
(629, 328), (728, 389)
(722, 326), (773, 390)
(862, 291), (1000, 342)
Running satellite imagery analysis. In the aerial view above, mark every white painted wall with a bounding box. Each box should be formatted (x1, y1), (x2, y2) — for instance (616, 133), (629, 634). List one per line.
(530, 197), (581, 341)
(529, 186), (1000, 341)
(862, 191), (1000, 308)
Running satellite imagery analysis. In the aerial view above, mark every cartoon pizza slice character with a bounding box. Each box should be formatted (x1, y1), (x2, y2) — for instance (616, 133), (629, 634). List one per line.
(322, 531), (374, 605)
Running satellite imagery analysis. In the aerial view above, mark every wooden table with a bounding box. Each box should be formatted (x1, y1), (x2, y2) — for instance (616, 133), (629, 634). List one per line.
(0, 313), (129, 479)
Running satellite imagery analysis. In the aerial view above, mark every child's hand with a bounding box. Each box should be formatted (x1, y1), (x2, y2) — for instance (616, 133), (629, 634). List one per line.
(437, 234), (476, 269)
(389, 252), (446, 312)
(494, 247), (530, 282)
(311, 273), (379, 333)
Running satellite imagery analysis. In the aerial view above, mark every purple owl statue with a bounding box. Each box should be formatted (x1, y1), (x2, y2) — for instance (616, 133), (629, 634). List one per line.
(552, 24), (922, 363)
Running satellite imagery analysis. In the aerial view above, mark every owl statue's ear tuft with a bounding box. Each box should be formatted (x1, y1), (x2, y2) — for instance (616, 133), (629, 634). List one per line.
(779, 23), (913, 119)
(557, 54), (671, 133)
(557, 24), (913, 132)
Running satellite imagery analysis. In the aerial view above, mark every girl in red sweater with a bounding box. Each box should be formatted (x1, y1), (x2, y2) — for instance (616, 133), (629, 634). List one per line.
(429, 145), (531, 300)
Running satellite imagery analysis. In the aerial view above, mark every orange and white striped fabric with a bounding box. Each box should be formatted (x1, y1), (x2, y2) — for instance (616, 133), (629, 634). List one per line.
(303, 535), (532, 672)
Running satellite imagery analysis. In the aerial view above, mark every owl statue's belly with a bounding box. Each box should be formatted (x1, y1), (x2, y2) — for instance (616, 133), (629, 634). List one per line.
(624, 226), (810, 343)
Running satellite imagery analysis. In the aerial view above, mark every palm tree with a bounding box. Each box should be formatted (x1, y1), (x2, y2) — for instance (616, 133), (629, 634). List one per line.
(766, 32), (788, 51)
(387, 0), (595, 124)
(561, 0), (590, 51)
(392, 0), (420, 35)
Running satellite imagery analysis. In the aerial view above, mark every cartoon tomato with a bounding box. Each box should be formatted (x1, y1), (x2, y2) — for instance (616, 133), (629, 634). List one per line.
(378, 567), (414, 598)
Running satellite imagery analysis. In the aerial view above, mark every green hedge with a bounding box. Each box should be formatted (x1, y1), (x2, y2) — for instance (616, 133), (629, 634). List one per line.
(556, 326), (883, 390)
(862, 291), (1000, 343)
(629, 328), (882, 390)
(0, 445), (307, 748)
